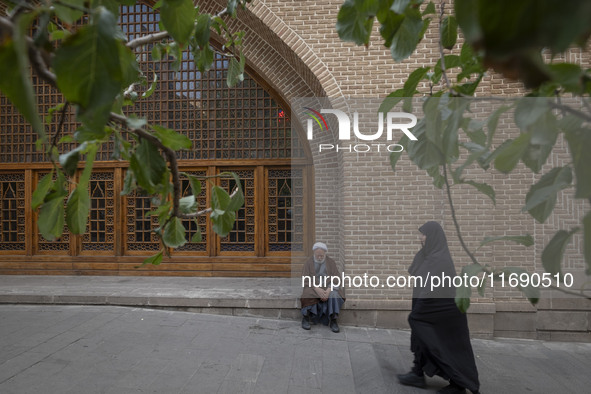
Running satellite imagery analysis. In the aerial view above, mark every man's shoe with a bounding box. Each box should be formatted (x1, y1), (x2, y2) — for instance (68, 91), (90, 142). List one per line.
(397, 371), (426, 388)
(437, 384), (466, 394)
(329, 319), (340, 333)
(301, 316), (311, 330)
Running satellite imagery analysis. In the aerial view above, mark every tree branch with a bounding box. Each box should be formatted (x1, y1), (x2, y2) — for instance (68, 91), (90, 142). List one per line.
(109, 112), (182, 218)
(51, 102), (70, 148)
(126, 31), (170, 49)
(177, 187), (240, 219)
(548, 101), (591, 123)
(0, 16), (57, 87)
(126, 7), (229, 49)
(438, 1), (451, 90)
(442, 163), (480, 265)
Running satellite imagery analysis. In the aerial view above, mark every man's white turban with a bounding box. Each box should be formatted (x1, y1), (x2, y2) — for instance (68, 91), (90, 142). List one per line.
(312, 242), (328, 252)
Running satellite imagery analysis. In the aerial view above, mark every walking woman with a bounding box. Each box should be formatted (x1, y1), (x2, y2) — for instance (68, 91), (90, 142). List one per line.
(397, 221), (480, 394)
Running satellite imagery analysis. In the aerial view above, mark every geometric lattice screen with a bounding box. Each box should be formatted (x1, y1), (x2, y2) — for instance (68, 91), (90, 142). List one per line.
(0, 4), (310, 276)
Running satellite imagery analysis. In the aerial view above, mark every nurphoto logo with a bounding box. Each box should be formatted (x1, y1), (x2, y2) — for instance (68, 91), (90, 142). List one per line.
(303, 105), (418, 153)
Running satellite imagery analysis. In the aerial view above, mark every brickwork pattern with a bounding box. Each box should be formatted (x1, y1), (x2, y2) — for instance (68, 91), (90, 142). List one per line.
(225, 0), (591, 302)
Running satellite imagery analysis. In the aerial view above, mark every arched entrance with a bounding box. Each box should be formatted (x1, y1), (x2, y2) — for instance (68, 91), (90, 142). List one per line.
(0, 3), (314, 276)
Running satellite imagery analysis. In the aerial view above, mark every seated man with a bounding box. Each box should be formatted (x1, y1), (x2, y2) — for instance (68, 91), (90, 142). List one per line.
(300, 242), (345, 333)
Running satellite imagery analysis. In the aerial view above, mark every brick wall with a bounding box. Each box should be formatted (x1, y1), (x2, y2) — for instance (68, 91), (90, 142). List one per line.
(200, 0), (591, 337)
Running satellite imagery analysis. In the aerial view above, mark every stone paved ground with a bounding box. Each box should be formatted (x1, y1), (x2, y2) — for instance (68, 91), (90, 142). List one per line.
(1, 304), (591, 394)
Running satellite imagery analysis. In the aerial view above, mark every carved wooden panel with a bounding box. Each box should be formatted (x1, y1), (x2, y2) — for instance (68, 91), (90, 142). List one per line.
(81, 172), (115, 253)
(0, 172), (26, 252)
(267, 168), (304, 253)
(124, 187), (161, 254)
(34, 171), (70, 254)
(175, 169), (208, 254)
(219, 169), (255, 253)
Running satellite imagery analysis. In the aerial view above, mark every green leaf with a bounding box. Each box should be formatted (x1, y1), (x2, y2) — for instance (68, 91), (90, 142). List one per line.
(563, 126), (591, 199)
(153, 125), (192, 150)
(121, 170), (136, 196)
(379, 89), (404, 113)
(407, 119), (444, 169)
(464, 180), (496, 205)
(129, 155), (153, 194)
(422, 1), (436, 16)
(78, 144), (98, 189)
(389, 8), (423, 62)
(211, 185), (231, 211)
(160, 0), (197, 45)
(493, 133), (530, 173)
(455, 284), (471, 313)
(453, 0), (481, 43)
(53, 7), (124, 133)
(179, 195), (196, 214)
(486, 104), (511, 147)
(377, 8), (405, 48)
(426, 166), (444, 189)
(0, 15), (45, 140)
(59, 144), (84, 177)
(126, 116), (147, 130)
(118, 41), (140, 88)
(191, 223), (202, 243)
(548, 63), (586, 93)
(542, 228), (579, 275)
(32, 171), (54, 210)
(227, 54), (245, 87)
(38, 197), (66, 241)
(139, 250), (164, 267)
(163, 217), (187, 248)
(184, 174), (201, 198)
(210, 209), (236, 237)
(227, 0), (239, 17)
(502, 267), (540, 305)
(74, 125), (108, 142)
(424, 96), (442, 144)
(521, 112), (558, 174)
(391, 0), (411, 14)
(193, 45), (215, 72)
(65, 142), (96, 235)
(514, 98), (548, 130)
(54, 0), (85, 24)
(66, 187), (90, 234)
(477, 235), (534, 251)
(133, 138), (168, 192)
(403, 67), (430, 95)
(336, 0), (379, 46)
(226, 173), (245, 212)
(194, 13), (212, 47)
(523, 167), (572, 223)
(141, 73), (158, 99)
(441, 15), (457, 49)
(459, 42), (476, 65)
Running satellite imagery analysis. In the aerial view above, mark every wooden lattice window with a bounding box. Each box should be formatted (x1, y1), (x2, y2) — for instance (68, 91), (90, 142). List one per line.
(120, 4), (301, 161)
(0, 172), (26, 252)
(219, 169), (256, 253)
(0, 3), (312, 272)
(175, 170), (208, 253)
(267, 168), (304, 253)
(34, 171), (70, 254)
(124, 188), (160, 254)
(81, 172), (115, 253)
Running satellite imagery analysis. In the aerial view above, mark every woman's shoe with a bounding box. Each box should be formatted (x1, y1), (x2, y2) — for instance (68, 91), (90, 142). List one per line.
(397, 371), (426, 388)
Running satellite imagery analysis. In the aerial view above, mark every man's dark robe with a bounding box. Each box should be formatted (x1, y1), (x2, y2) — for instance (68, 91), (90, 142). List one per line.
(300, 255), (345, 308)
(408, 221), (480, 393)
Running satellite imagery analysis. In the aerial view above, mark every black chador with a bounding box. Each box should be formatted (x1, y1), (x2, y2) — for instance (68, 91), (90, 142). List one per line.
(401, 221), (480, 394)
